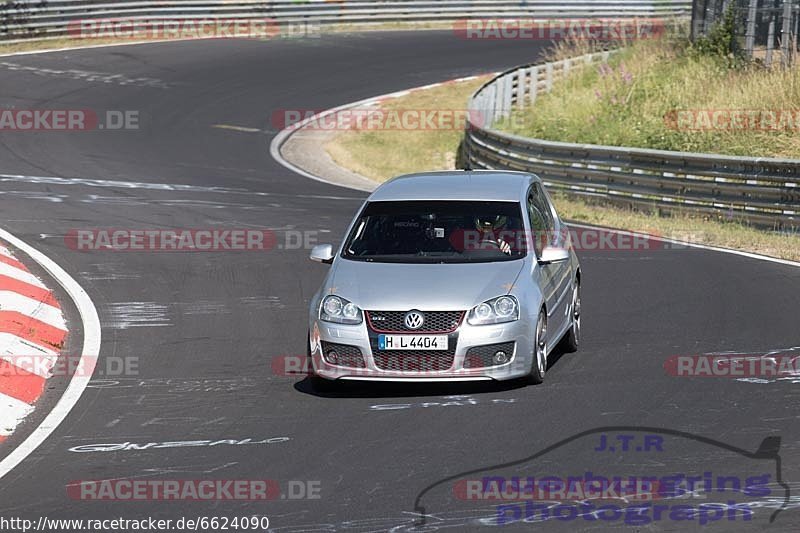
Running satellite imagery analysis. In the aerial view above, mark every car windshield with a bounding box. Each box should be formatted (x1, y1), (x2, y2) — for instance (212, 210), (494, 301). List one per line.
(342, 200), (526, 263)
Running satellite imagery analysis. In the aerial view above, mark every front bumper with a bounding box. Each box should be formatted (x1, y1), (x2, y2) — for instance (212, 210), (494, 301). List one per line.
(309, 316), (534, 382)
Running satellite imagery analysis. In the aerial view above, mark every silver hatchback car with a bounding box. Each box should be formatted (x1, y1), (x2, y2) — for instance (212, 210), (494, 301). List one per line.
(307, 171), (580, 387)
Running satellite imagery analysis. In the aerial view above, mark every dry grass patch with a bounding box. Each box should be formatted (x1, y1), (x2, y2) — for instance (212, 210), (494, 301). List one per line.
(325, 76), (489, 180)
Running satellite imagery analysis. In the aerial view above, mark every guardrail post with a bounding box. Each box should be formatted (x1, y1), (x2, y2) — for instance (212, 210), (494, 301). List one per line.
(470, 94), (481, 130)
(767, 8), (777, 67)
(494, 78), (504, 120)
(528, 66), (538, 104)
(516, 67), (526, 109)
(794, 3), (800, 59)
(482, 92), (492, 129)
(503, 74), (513, 118)
(744, 0), (758, 58)
(781, 0), (793, 67)
(545, 63), (554, 92)
(487, 84), (497, 127)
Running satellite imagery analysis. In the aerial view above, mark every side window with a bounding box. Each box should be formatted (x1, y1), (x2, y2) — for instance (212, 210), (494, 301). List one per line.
(532, 184), (555, 231)
(527, 193), (547, 256)
(529, 183), (557, 249)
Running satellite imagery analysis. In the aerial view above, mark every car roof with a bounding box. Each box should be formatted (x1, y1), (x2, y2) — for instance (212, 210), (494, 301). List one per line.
(366, 170), (537, 203)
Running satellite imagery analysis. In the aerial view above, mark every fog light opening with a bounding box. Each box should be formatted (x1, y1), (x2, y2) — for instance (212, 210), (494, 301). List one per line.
(327, 350), (339, 365)
(493, 351), (508, 365)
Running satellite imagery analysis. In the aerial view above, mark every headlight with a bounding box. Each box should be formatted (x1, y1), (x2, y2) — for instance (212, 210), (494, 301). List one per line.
(467, 295), (519, 325)
(320, 295), (363, 325)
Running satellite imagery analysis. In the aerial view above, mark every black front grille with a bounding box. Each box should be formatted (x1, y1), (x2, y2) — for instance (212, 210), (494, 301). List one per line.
(366, 310), (464, 333)
(372, 351), (456, 372)
(320, 342), (366, 368)
(464, 342), (516, 368)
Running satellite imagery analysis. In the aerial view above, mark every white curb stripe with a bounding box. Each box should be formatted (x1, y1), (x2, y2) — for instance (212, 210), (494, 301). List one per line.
(0, 262), (46, 288)
(0, 291), (66, 330)
(0, 393), (35, 437)
(0, 333), (59, 380)
(0, 332), (58, 356)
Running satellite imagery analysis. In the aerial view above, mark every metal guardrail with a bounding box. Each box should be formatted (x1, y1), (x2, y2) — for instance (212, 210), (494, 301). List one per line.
(464, 51), (800, 227)
(1, 1), (693, 43)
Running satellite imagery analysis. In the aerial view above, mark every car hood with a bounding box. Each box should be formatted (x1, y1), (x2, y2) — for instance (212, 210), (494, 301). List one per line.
(329, 259), (526, 311)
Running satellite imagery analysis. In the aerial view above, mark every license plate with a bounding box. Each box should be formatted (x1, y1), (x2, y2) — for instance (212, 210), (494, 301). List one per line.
(378, 334), (448, 351)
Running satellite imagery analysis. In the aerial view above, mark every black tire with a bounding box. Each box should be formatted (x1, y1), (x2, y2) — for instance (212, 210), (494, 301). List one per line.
(562, 280), (581, 353)
(529, 309), (547, 385)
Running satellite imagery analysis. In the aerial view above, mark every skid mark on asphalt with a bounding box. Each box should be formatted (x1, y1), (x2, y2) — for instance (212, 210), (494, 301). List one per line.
(739, 377), (800, 384)
(0, 173), (365, 202)
(0, 173), (230, 192)
(0, 62), (171, 88)
(0, 190), (68, 203)
(81, 195), (268, 210)
(105, 302), (171, 329)
(78, 262), (141, 281)
(178, 301), (230, 315)
(184, 299), (292, 315)
(212, 124), (262, 133)
(239, 296), (286, 310)
(716, 347), (800, 385)
(103, 297), (289, 328)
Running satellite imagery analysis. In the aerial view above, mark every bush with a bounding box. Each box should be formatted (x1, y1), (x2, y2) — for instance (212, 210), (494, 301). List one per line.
(690, 4), (744, 68)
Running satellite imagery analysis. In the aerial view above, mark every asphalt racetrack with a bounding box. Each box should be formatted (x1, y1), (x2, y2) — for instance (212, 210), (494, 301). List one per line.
(0, 31), (799, 531)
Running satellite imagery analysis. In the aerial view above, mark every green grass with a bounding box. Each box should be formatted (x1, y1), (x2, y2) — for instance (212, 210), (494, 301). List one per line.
(496, 38), (800, 158)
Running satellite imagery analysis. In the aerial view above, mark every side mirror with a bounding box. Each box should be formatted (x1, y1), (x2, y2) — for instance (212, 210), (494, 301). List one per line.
(310, 244), (334, 264)
(538, 246), (570, 265)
